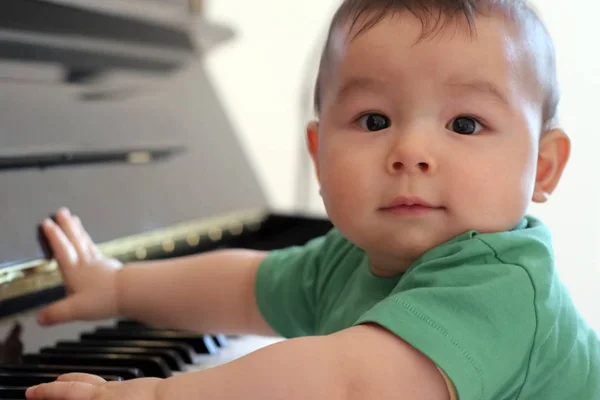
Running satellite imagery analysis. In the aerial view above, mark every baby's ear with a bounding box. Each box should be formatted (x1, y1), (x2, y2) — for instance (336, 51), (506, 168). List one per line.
(306, 120), (321, 183)
(532, 128), (570, 203)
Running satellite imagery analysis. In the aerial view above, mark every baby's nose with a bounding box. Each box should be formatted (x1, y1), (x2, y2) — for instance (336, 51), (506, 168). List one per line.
(386, 133), (436, 175)
(391, 160), (430, 173)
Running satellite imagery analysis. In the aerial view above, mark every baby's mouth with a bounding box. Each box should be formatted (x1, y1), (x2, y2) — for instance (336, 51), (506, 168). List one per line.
(379, 196), (445, 216)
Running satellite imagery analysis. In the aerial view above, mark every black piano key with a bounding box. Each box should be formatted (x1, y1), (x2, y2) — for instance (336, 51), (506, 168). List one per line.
(21, 353), (172, 378)
(115, 327), (192, 336)
(0, 386), (26, 399)
(63, 338), (197, 364)
(116, 319), (147, 328)
(103, 325), (213, 342)
(41, 346), (185, 371)
(212, 334), (228, 348)
(115, 319), (228, 348)
(89, 328), (218, 354)
(0, 373), (123, 386)
(0, 365), (141, 380)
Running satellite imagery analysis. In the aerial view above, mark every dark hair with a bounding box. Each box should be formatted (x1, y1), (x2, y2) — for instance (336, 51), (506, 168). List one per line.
(313, 0), (559, 129)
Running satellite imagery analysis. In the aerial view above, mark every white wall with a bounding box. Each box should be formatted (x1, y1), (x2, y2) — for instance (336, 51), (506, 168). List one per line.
(202, 1), (599, 331)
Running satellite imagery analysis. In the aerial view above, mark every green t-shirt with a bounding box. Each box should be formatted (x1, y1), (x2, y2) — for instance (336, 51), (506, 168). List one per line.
(255, 215), (599, 399)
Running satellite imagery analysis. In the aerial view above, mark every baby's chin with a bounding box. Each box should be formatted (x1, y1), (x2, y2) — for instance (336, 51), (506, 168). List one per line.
(347, 230), (457, 272)
(356, 216), (526, 267)
(368, 238), (448, 262)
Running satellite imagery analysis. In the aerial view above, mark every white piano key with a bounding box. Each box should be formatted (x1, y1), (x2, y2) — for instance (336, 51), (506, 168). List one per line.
(0, 307), (118, 354)
(1, 307), (284, 380)
(177, 335), (284, 374)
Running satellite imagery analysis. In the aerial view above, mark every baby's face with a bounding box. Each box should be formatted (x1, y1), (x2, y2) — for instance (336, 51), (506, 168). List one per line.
(312, 13), (545, 273)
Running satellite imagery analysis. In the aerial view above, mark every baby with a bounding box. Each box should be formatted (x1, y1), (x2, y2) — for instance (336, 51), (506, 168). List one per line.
(26, 0), (599, 399)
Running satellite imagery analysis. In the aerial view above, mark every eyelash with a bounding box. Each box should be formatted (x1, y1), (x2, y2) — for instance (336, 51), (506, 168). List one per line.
(353, 111), (388, 126)
(353, 111), (384, 121)
(352, 112), (490, 133)
(449, 114), (489, 132)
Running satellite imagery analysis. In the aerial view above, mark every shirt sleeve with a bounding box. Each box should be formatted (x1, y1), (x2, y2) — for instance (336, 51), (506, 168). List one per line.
(353, 245), (537, 400)
(254, 228), (341, 338)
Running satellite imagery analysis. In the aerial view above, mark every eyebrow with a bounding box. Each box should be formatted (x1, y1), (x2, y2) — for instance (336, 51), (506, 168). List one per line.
(445, 79), (511, 107)
(335, 76), (387, 101)
(334, 76), (511, 108)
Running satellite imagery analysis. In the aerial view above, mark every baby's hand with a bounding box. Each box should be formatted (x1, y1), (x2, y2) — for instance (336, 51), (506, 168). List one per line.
(36, 208), (123, 326)
(25, 373), (162, 400)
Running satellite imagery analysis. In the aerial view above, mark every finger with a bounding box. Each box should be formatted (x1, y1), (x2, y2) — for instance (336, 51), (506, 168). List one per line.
(57, 373), (107, 385)
(73, 216), (102, 259)
(26, 381), (97, 400)
(36, 294), (85, 326)
(70, 215), (94, 260)
(55, 209), (91, 263)
(42, 218), (79, 269)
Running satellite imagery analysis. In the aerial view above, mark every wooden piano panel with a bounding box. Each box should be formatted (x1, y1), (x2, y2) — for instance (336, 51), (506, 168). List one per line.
(0, 62), (267, 267)
(0, 3), (331, 396)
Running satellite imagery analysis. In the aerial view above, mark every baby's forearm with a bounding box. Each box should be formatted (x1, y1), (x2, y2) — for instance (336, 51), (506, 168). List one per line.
(24, 325), (451, 400)
(115, 249), (274, 335)
(157, 335), (350, 400)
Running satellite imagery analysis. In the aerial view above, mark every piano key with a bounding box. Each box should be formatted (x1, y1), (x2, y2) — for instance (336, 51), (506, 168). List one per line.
(0, 373), (123, 386)
(62, 338), (197, 364)
(40, 345), (186, 371)
(116, 319), (149, 329)
(113, 326), (195, 336)
(212, 334), (228, 348)
(113, 320), (228, 348)
(174, 335), (285, 374)
(21, 353), (172, 378)
(0, 386), (27, 399)
(112, 325), (228, 350)
(89, 327), (218, 354)
(0, 365), (142, 380)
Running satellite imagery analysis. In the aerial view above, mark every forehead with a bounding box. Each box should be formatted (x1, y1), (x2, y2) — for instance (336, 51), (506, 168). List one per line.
(325, 12), (533, 102)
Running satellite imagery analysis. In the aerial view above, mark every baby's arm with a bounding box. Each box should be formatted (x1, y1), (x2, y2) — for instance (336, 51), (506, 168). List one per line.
(37, 207), (275, 337)
(160, 323), (450, 399)
(116, 248), (274, 335)
(32, 209), (451, 399)
(27, 323), (450, 400)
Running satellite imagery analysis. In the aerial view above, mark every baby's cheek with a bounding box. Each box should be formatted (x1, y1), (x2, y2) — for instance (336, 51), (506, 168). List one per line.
(449, 164), (528, 232)
(320, 147), (361, 189)
(321, 167), (359, 205)
(319, 161), (371, 221)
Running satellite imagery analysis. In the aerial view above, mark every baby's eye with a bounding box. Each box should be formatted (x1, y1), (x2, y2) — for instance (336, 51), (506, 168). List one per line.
(357, 113), (391, 132)
(446, 116), (483, 135)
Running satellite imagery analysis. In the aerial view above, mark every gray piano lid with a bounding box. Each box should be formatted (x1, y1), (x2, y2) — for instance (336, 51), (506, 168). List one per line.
(0, 0), (235, 76)
(0, 60), (268, 267)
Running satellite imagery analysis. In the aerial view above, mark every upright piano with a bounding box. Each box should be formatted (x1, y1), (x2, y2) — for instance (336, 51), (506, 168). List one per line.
(0, 1), (332, 398)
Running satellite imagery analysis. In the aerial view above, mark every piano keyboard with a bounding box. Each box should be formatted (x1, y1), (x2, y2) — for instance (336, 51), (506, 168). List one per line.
(0, 211), (331, 400)
(0, 314), (282, 399)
